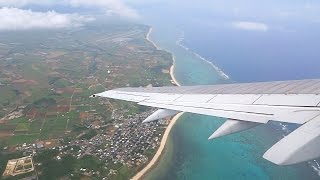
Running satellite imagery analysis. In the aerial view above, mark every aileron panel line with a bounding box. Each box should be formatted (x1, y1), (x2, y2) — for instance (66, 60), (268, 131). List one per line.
(139, 101), (271, 123)
(93, 78), (320, 165)
(253, 94), (320, 106)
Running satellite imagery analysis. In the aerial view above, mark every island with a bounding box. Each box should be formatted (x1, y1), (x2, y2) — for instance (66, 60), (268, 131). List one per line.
(0, 21), (176, 179)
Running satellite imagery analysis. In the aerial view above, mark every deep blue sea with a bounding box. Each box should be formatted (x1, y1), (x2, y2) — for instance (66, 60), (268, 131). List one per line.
(138, 7), (320, 180)
(182, 22), (320, 82)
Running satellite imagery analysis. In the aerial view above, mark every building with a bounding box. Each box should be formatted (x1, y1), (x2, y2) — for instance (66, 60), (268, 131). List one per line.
(2, 156), (34, 178)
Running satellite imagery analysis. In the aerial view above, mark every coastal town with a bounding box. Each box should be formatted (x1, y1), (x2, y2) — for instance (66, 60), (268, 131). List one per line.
(0, 22), (178, 179)
(4, 0), (320, 180)
(2, 106), (172, 179)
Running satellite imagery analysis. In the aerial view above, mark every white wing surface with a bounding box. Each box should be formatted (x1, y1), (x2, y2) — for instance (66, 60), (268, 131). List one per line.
(93, 79), (320, 165)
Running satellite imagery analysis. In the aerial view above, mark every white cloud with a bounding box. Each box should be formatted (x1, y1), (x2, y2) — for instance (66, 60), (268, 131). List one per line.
(68, 0), (139, 18)
(0, 0), (139, 18)
(0, 0), (54, 7)
(0, 7), (93, 30)
(232, 21), (269, 31)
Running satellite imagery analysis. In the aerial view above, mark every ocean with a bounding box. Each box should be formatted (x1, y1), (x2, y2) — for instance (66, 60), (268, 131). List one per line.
(181, 22), (320, 83)
(138, 11), (320, 180)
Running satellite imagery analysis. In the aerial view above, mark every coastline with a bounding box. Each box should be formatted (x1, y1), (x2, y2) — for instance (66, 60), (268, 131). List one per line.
(170, 56), (181, 86)
(131, 27), (183, 180)
(141, 25), (320, 179)
(147, 27), (181, 86)
(146, 27), (161, 50)
(176, 31), (230, 80)
(146, 27), (181, 87)
(131, 112), (183, 180)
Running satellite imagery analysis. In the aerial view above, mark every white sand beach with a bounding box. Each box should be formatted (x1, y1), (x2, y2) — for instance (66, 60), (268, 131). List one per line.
(131, 27), (183, 180)
(131, 112), (183, 180)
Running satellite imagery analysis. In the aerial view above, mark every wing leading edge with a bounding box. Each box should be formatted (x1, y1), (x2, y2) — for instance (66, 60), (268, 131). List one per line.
(92, 79), (320, 165)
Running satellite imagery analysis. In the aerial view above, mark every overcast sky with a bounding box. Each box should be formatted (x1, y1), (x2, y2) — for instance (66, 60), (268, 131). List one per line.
(0, 0), (319, 30)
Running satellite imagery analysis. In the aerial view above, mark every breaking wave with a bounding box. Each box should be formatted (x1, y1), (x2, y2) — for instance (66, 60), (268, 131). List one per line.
(175, 30), (230, 80)
(175, 29), (320, 177)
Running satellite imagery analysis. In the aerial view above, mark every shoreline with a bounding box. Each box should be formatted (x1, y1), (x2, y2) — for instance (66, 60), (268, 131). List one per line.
(146, 27), (181, 87)
(146, 27), (161, 51)
(170, 56), (181, 86)
(131, 112), (183, 180)
(131, 27), (183, 180)
(143, 26), (320, 179)
(176, 31), (230, 80)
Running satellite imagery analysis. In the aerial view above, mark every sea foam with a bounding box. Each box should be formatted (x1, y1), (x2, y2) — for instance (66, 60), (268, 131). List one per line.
(175, 30), (230, 80)
(175, 29), (320, 177)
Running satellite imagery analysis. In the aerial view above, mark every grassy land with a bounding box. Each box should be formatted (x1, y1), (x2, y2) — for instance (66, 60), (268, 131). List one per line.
(33, 150), (108, 179)
(0, 152), (24, 177)
(0, 86), (17, 107)
(0, 22), (173, 179)
(15, 122), (30, 132)
(29, 120), (43, 133)
(8, 134), (40, 145)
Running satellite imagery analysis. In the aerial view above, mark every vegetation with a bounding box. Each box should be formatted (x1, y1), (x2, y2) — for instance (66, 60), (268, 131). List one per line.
(8, 134), (39, 145)
(78, 155), (103, 171)
(80, 129), (97, 140)
(39, 155), (76, 180)
(0, 152), (23, 177)
(0, 22), (173, 179)
(33, 150), (107, 180)
(33, 98), (57, 108)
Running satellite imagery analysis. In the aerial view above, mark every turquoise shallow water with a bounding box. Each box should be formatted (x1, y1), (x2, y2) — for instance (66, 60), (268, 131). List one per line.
(143, 24), (318, 180)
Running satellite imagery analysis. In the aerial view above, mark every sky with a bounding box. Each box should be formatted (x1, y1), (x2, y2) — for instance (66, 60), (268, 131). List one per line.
(0, 0), (320, 31)
(0, 0), (140, 30)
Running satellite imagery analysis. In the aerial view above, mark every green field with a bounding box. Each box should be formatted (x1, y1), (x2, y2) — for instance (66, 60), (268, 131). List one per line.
(8, 134), (39, 145)
(3, 110), (80, 145)
(15, 123), (30, 132)
(0, 86), (17, 107)
(0, 23), (172, 150)
(29, 120), (43, 133)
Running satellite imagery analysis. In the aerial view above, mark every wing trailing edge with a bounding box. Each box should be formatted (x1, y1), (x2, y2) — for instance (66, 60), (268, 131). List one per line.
(92, 79), (320, 165)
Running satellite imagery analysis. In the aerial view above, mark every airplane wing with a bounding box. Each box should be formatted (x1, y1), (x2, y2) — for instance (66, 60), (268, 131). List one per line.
(92, 79), (320, 165)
